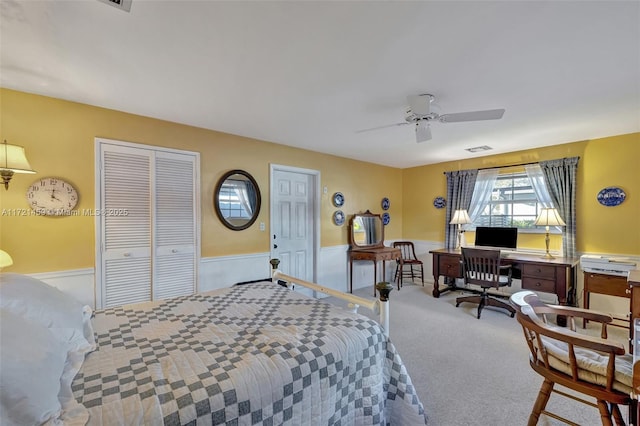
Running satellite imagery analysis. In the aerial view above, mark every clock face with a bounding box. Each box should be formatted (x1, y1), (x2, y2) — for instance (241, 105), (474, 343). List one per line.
(26, 177), (79, 216)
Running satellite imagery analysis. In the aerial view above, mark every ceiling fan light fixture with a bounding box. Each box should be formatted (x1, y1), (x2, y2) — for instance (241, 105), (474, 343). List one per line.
(415, 122), (432, 143)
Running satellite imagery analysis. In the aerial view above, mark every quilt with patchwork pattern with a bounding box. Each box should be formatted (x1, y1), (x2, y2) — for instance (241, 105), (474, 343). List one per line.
(72, 282), (426, 425)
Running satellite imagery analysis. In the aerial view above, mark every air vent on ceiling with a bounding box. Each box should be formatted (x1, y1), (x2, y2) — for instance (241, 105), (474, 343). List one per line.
(465, 145), (493, 153)
(97, 0), (132, 12)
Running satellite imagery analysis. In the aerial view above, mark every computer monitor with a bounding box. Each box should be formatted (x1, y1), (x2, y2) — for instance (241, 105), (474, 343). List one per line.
(474, 226), (518, 249)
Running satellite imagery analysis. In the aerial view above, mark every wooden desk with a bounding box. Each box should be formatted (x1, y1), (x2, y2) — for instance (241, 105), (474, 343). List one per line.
(583, 272), (630, 328)
(430, 248), (579, 307)
(349, 246), (402, 296)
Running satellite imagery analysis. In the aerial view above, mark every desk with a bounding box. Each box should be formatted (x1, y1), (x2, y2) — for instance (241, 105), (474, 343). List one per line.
(583, 272), (630, 328)
(430, 248), (579, 307)
(349, 246), (402, 296)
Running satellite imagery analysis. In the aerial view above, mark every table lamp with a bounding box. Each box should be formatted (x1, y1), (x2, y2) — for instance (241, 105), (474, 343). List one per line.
(534, 208), (566, 259)
(0, 249), (13, 269)
(450, 209), (471, 249)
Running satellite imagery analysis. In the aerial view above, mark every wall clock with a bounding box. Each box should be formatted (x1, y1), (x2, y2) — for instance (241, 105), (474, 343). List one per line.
(26, 177), (79, 216)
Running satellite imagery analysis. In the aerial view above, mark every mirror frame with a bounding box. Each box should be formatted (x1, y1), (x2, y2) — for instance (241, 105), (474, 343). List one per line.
(214, 169), (261, 231)
(348, 210), (385, 249)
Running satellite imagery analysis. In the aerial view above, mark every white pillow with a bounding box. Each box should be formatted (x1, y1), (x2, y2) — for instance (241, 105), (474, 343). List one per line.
(0, 309), (67, 426)
(0, 272), (96, 350)
(0, 273), (95, 424)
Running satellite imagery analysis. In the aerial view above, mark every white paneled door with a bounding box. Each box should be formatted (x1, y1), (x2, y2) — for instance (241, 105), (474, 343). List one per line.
(96, 139), (199, 308)
(270, 166), (319, 295)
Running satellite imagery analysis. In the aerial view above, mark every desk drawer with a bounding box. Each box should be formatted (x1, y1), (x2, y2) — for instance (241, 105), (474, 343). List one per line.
(522, 263), (556, 280)
(584, 273), (629, 298)
(438, 256), (462, 278)
(522, 277), (556, 293)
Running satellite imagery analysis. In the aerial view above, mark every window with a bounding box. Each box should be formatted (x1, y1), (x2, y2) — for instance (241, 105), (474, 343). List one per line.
(472, 171), (549, 231)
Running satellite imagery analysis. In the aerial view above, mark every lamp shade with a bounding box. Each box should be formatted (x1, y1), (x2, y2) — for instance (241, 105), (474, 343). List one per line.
(0, 141), (35, 173)
(534, 208), (566, 227)
(450, 209), (471, 225)
(0, 249), (13, 268)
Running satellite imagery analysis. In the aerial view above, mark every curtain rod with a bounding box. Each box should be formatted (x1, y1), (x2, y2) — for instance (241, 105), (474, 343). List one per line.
(443, 157), (580, 174)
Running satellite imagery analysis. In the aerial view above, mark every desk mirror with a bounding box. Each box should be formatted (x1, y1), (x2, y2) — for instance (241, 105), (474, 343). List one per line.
(214, 169), (261, 231)
(349, 210), (384, 249)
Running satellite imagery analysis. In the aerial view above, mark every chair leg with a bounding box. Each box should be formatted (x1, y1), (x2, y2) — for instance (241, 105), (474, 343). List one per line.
(485, 297), (517, 318)
(420, 266), (424, 286)
(610, 403), (624, 426)
(410, 266), (415, 281)
(477, 294), (487, 319)
(528, 379), (554, 426)
(596, 400), (614, 426)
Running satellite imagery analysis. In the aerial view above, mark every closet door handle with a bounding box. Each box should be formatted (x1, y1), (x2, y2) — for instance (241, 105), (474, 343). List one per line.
(273, 244), (278, 249)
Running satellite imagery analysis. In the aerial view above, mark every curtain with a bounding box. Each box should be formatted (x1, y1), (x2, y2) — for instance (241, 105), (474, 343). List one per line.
(363, 216), (377, 244)
(445, 169), (478, 249)
(539, 157), (579, 258)
(524, 164), (553, 208)
(467, 169), (499, 224)
(230, 179), (253, 216)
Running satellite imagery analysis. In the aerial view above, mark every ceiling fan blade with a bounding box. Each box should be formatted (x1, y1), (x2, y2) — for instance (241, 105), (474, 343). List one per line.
(355, 122), (408, 133)
(407, 94), (433, 116)
(415, 122), (432, 143)
(439, 108), (505, 123)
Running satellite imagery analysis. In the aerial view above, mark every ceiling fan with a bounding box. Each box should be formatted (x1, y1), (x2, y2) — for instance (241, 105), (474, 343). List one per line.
(357, 94), (505, 143)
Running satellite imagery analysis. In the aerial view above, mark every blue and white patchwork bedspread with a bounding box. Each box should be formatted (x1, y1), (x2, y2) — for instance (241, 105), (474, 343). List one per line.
(72, 283), (426, 425)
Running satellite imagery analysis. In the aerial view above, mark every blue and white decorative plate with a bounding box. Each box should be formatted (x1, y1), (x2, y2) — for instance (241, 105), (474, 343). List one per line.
(332, 192), (345, 207)
(381, 197), (390, 210)
(433, 196), (446, 209)
(333, 210), (345, 226)
(597, 187), (626, 207)
(382, 212), (390, 226)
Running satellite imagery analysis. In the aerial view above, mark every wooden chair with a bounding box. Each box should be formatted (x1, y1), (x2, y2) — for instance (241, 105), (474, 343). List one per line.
(510, 291), (636, 426)
(455, 247), (515, 319)
(392, 241), (424, 287)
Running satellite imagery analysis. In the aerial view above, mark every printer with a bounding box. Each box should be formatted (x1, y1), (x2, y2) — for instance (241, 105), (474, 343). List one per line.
(580, 254), (638, 277)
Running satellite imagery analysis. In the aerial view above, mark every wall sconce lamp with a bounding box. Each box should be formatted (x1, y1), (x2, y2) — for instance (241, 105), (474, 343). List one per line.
(534, 208), (566, 259)
(450, 209), (471, 250)
(0, 249), (13, 270)
(0, 140), (36, 190)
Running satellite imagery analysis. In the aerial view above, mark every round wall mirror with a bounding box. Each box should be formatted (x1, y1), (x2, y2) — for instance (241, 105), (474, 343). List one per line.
(214, 169), (261, 231)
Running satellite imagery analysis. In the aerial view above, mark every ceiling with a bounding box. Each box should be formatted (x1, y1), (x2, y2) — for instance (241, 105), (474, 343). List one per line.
(1, 1), (638, 168)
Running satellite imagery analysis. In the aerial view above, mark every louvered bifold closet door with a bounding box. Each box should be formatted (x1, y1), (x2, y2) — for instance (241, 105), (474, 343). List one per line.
(102, 147), (152, 307)
(153, 151), (197, 300)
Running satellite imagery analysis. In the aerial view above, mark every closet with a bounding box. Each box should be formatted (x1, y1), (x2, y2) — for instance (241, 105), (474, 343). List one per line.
(95, 139), (200, 308)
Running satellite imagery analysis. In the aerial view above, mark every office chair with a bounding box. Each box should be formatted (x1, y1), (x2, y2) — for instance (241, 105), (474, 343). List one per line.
(392, 241), (424, 287)
(455, 247), (515, 319)
(510, 291), (635, 426)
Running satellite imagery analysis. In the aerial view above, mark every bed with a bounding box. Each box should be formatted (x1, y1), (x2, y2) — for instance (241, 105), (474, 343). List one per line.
(0, 271), (426, 425)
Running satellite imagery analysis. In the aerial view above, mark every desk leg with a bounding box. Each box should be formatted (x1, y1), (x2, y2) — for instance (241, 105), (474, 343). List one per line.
(349, 259), (353, 294)
(433, 275), (441, 298)
(373, 261), (378, 297)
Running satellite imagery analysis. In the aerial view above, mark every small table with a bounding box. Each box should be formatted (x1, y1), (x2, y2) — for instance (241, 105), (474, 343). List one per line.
(348, 246), (402, 296)
(582, 271), (630, 328)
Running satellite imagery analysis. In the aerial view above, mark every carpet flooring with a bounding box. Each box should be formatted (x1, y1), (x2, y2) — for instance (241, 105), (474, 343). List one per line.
(324, 281), (631, 426)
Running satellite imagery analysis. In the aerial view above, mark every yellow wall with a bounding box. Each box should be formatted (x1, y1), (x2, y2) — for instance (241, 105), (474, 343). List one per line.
(1, 88), (638, 275)
(0, 89), (402, 272)
(402, 133), (640, 255)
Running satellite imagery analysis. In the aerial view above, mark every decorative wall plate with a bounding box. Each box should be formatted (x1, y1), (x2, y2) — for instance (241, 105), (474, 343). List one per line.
(382, 212), (390, 226)
(333, 210), (345, 226)
(433, 196), (446, 209)
(597, 187), (626, 207)
(332, 192), (345, 207)
(381, 197), (390, 210)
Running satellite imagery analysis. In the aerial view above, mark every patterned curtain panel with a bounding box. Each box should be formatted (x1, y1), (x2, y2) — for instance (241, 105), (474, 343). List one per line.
(445, 169), (478, 249)
(540, 157), (579, 258)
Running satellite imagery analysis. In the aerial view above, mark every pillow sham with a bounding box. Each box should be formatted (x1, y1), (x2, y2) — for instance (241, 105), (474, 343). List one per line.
(0, 273), (94, 424)
(0, 309), (67, 426)
(0, 272), (95, 350)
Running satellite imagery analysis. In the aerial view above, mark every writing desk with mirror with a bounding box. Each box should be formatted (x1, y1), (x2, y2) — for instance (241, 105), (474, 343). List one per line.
(348, 211), (402, 296)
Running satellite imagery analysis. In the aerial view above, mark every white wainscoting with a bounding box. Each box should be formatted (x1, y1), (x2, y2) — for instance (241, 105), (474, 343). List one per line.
(27, 243), (640, 315)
